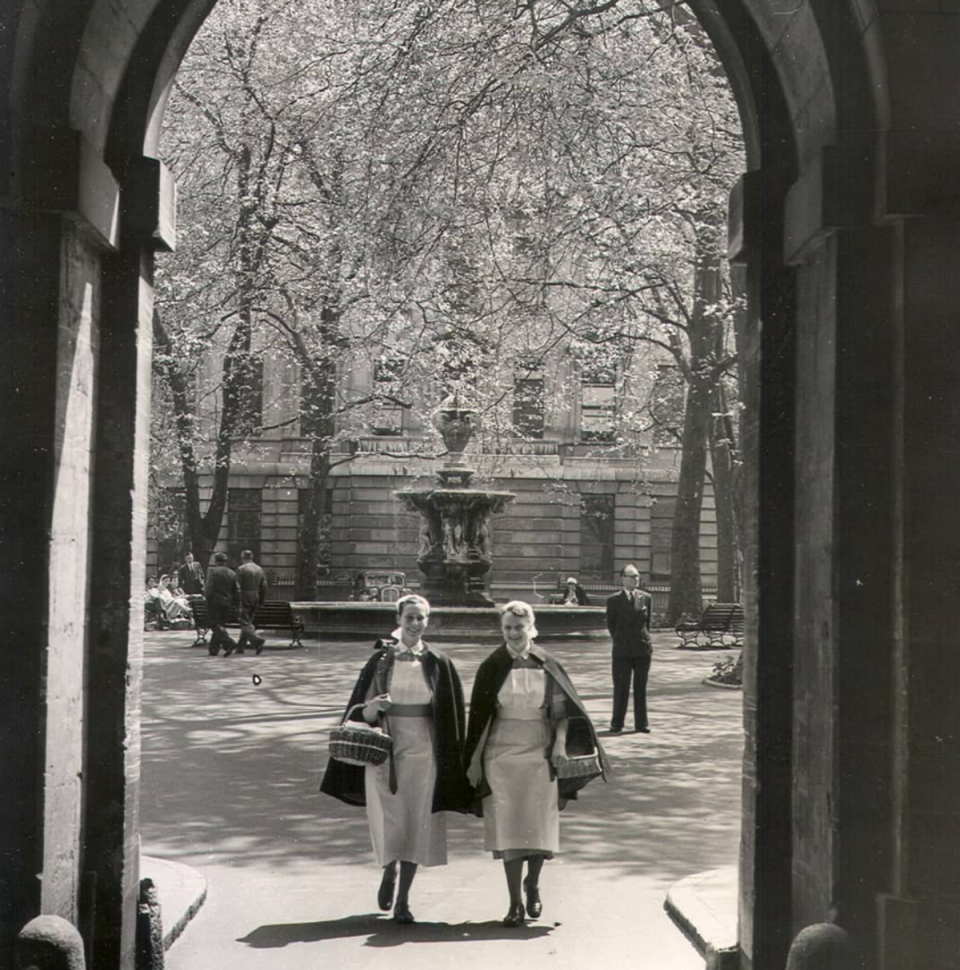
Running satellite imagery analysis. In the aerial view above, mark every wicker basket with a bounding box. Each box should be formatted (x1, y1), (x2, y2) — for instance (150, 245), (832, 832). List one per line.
(329, 705), (392, 767)
(555, 752), (602, 780)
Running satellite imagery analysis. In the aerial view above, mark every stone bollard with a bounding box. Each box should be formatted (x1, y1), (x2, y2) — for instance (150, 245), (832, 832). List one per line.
(15, 915), (86, 970)
(136, 877), (164, 970)
(786, 923), (857, 970)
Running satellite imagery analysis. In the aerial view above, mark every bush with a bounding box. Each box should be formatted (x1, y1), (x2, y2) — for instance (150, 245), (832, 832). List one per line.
(708, 652), (743, 686)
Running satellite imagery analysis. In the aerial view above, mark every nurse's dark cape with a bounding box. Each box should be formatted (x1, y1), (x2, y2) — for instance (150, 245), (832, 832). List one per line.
(319, 640), (471, 813)
(464, 642), (611, 813)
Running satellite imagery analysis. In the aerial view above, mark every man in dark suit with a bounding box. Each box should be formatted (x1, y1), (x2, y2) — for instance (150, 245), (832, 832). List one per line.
(177, 551), (204, 595)
(205, 552), (238, 657)
(605, 564), (653, 734)
(235, 549), (267, 656)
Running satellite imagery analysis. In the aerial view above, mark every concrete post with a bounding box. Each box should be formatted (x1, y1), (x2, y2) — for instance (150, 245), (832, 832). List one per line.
(785, 924), (856, 970)
(15, 916), (86, 970)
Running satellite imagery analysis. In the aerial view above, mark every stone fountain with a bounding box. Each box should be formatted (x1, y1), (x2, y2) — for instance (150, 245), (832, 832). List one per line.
(395, 400), (515, 606)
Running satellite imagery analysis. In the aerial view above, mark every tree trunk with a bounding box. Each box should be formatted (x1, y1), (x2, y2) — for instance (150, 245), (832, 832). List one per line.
(665, 220), (723, 626)
(297, 306), (339, 598)
(666, 372), (711, 625)
(153, 308), (250, 568)
(710, 380), (740, 602)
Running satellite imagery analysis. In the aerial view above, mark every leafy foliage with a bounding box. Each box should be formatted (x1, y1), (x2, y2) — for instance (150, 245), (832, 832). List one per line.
(153, 0), (745, 588)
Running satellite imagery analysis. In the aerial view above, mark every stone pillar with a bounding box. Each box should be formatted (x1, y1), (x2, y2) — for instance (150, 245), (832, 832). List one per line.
(730, 168), (798, 970)
(0, 130), (120, 967)
(80, 156), (174, 970)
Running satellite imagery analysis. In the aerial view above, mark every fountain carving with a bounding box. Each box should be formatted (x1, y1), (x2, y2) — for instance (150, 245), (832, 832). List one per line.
(396, 400), (515, 605)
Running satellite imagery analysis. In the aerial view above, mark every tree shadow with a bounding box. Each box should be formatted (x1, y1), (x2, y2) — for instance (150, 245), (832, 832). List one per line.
(239, 914), (555, 948)
(140, 631), (741, 886)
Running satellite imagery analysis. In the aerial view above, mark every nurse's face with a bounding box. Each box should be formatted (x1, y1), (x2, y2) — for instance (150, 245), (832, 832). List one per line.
(501, 612), (532, 649)
(398, 604), (428, 645)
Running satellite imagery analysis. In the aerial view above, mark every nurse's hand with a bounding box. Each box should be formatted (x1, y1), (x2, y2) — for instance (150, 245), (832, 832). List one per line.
(467, 762), (482, 788)
(363, 693), (392, 722)
(550, 739), (568, 768)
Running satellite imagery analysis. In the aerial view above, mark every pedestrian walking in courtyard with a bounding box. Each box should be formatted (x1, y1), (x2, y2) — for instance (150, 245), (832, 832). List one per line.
(320, 594), (469, 924)
(465, 600), (609, 927)
(177, 551), (204, 595)
(605, 564), (653, 733)
(204, 552), (238, 657)
(235, 549), (267, 655)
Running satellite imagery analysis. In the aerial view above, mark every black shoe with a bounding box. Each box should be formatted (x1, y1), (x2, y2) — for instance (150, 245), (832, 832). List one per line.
(637, 727), (651, 733)
(523, 878), (542, 919)
(223, 643), (236, 657)
(608, 727), (623, 735)
(378, 866), (396, 911)
(254, 637), (266, 656)
(503, 901), (525, 927)
(393, 902), (415, 924)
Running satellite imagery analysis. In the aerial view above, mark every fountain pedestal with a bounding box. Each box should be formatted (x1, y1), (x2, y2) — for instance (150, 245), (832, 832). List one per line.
(395, 404), (515, 606)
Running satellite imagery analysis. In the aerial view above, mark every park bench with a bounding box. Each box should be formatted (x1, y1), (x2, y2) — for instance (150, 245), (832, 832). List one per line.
(191, 599), (304, 649)
(676, 602), (744, 649)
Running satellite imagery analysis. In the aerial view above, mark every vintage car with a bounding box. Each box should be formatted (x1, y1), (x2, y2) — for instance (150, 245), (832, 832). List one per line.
(351, 570), (407, 602)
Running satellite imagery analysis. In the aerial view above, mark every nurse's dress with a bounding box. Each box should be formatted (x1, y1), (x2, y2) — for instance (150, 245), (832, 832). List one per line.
(365, 649), (446, 867)
(482, 658), (559, 860)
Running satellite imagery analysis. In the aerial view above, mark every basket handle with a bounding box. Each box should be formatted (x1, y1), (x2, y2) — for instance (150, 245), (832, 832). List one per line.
(342, 702), (371, 725)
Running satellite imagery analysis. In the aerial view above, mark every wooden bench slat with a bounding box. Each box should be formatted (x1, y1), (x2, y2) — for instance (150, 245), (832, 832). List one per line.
(676, 602), (744, 649)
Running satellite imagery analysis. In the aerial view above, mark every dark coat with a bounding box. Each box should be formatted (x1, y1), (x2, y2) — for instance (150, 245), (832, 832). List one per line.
(236, 560), (267, 606)
(464, 643), (610, 813)
(606, 589), (653, 657)
(205, 565), (238, 608)
(320, 641), (471, 813)
(561, 584), (590, 605)
(178, 561), (204, 595)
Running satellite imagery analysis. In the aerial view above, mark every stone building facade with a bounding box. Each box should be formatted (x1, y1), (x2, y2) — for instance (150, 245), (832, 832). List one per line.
(147, 359), (721, 599)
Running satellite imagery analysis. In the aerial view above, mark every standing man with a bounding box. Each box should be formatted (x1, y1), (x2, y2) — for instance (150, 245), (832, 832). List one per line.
(205, 552), (239, 657)
(605, 564), (653, 734)
(177, 551), (204, 595)
(235, 549), (267, 656)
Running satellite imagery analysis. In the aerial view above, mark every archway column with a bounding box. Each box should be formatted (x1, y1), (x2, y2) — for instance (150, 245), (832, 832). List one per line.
(0, 128), (120, 964)
(80, 155), (175, 970)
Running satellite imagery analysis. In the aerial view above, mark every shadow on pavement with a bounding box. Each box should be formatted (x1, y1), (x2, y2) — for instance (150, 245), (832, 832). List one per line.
(141, 631), (741, 889)
(239, 915), (555, 948)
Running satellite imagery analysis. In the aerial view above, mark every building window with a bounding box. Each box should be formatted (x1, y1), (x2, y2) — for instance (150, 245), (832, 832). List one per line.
(227, 488), (262, 564)
(650, 496), (675, 580)
(512, 376), (545, 439)
(372, 359), (404, 435)
(580, 494), (615, 578)
(580, 365), (617, 442)
(235, 356), (263, 437)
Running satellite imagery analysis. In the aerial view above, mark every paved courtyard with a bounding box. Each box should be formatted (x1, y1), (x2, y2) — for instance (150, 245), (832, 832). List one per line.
(140, 629), (742, 969)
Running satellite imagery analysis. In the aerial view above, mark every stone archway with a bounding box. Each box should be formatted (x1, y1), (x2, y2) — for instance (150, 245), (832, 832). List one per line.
(3, 4), (960, 969)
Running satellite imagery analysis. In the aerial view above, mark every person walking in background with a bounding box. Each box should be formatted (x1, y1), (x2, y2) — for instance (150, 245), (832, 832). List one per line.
(177, 551), (204, 595)
(204, 552), (238, 657)
(465, 601), (608, 927)
(605, 564), (653, 734)
(320, 594), (469, 925)
(235, 549), (267, 656)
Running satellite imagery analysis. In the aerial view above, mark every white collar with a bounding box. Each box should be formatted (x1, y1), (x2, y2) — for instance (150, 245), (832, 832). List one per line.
(395, 639), (425, 657)
(506, 642), (532, 660)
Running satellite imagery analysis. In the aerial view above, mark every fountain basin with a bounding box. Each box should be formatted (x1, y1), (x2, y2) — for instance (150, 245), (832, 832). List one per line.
(289, 601), (610, 643)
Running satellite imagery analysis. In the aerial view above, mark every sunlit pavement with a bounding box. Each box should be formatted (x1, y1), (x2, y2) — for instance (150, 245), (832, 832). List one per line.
(140, 629), (742, 969)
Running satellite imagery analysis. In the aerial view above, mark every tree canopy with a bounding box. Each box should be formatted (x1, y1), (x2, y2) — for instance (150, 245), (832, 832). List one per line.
(153, 0), (745, 599)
